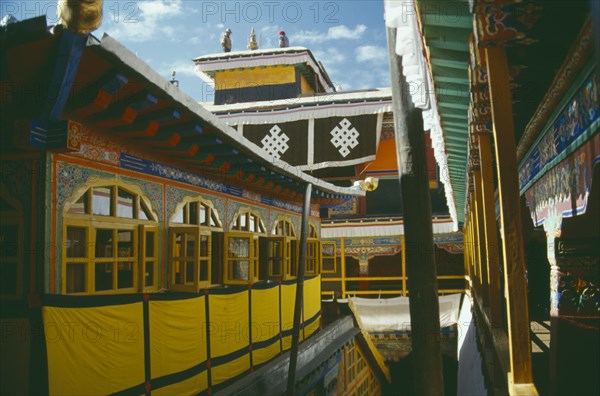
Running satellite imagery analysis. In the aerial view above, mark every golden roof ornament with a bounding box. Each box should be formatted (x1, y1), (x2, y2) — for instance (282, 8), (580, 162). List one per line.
(247, 27), (259, 50)
(57, 0), (103, 34)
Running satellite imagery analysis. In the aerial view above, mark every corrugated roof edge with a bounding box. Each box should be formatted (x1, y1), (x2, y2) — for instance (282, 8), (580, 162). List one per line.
(98, 33), (364, 198)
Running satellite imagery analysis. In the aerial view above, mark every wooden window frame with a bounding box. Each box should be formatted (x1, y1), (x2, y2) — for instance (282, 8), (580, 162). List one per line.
(225, 232), (259, 284)
(169, 227), (212, 292)
(62, 182), (158, 295)
(320, 241), (337, 274)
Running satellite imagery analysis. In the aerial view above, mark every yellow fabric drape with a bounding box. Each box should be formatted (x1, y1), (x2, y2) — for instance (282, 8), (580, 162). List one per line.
(251, 286), (281, 365)
(44, 303), (145, 396)
(208, 293), (249, 358)
(149, 297), (207, 380)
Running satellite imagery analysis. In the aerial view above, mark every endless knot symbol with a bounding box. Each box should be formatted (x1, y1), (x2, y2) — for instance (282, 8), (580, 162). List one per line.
(261, 125), (289, 159)
(330, 118), (359, 157)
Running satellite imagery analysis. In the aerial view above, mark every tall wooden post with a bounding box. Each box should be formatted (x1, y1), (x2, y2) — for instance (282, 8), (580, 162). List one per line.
(485, 47), (534, 388)
(387, 27), (444, 395)
(340, 237), (346, 298)
(473, 169), (490, 306)
(401, 234), (407, 296)
(286, 182), (312, 396)
(478, 134), (503, 327)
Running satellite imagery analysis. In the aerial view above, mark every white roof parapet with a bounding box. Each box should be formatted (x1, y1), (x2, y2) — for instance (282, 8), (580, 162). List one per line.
(384, 0), (458, 231)
(320, 219), (456, 238)
(201, 89), (393, 125)
(193, 46), (335, 93)
(98, 34), (364, 198)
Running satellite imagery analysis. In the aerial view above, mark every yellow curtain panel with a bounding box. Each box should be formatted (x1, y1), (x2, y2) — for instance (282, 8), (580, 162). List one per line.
(303, 275), (322, 338)
(43, 303), (145, 396)
(251, 285), (281, 365)
(149, 297), (207, 380)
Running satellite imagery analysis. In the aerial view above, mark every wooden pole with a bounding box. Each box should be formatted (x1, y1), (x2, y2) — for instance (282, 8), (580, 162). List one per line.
(401, 234), (407, 296)
(387, 27), (444, 395)
(485, 47), (533, 387)
(478, 133), (503, 328)
(473, 169), (489, 306)
(286, 182), (312, 396)
(340, 237), (346, 298)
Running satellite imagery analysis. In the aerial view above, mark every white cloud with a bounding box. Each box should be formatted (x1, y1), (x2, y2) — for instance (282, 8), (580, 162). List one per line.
(294, 24), (367, 44)
(355, 45), (387, 63)
(104, 0), (183, 42)
(188, 36), (202, 45)
(313, 48), (346, 65)
(216, 23), (225, 29)
(157, 59), (198, 79)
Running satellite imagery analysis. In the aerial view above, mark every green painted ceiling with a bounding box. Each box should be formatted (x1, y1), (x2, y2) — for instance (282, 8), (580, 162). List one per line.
(418, 0), (472, 222)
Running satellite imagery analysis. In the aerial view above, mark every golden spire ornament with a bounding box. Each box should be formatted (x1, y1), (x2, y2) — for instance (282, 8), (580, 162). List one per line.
(247, 27), (259, 50)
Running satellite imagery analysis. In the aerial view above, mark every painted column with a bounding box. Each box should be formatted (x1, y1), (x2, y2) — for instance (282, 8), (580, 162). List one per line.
(544, 216), (600, 395)
(485, 46), (534, 389)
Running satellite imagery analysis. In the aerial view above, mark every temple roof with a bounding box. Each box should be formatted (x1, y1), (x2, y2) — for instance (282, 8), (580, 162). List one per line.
(1, 18), (364, 203)
(201, 88), (393, 124)
(193, 46), (335, 93)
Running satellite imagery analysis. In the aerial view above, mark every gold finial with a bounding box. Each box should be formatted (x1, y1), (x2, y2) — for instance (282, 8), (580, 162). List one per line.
(247, 27), (259, 50)
(57, 0), (103, 34)
(353, 177), (379, 192)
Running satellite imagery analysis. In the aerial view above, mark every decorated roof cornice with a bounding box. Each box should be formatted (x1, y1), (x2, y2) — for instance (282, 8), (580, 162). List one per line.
(470, 0), (542, 47)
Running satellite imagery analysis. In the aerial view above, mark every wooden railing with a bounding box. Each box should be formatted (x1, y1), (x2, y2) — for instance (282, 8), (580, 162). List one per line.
(321, 274), (466, 298)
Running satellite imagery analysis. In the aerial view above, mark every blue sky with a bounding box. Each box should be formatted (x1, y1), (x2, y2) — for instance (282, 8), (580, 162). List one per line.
(2, 0), (391, 102)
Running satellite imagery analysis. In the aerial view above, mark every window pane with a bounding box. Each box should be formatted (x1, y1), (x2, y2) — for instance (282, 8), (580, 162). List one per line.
(199, 259), (209, 282)
(200, 235), (209, 258)
(68, 191), (88, 214)
(240, 214), (247, 230)
(66, 263), (86, 293)
(322, 258), (334, 272)
(117, 262), (133, 289)
(144, 261), (155, 287)
(95, 229), (113, 258)
(66, 227), (86, 258)
(173, 261), (183, 285)
(228, 237), (249, 259)
(185, 234), (196, 258)
(231, 260), (249, 280)
(117, 188), (134, 218)
(172, 208), (184, 223)
(200, 204), (207, 225)
(95, 263), (113, 291)
(185, 261), (195, 284)
(0, 263), (17, 295)
(117, 230), (134, 258)
(210, 212), (218, 227)
(188, 202), (198, 225)
(92, 187), (112, 216)
(174, 233), (183, 258)
(145, 231), (155, 258)
(139, 200), (152, 221)
(249, 215), (256, 232)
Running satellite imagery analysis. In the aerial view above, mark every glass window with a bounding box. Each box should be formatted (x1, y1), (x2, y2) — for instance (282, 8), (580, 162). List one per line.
(188, 201), (198, 225)
(95, 229), (113, 258)
(68, 191), (88, 215)
(66, 263), (86, 293)
(95, 263), (113, 291)
(92, 187), (112, 216)
(321, 242), (336, 273)
(63, 184), (157, 294)
(66, 227), (86, 258)
(117, 188), (134, 218)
